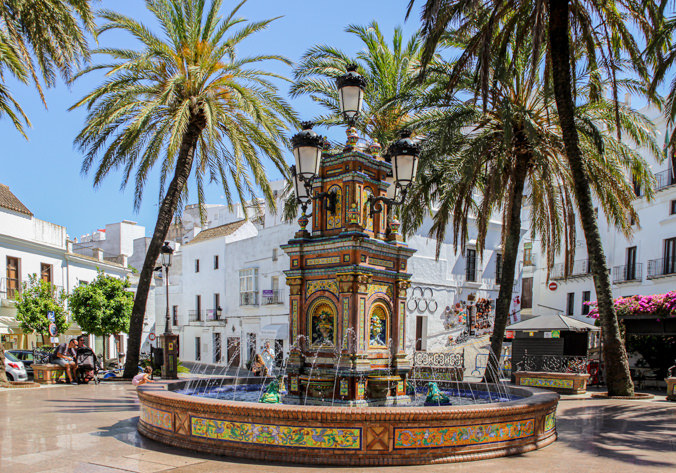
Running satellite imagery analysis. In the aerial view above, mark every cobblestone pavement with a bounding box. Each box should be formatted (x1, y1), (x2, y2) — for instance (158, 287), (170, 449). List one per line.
(1, 382), (675, 472)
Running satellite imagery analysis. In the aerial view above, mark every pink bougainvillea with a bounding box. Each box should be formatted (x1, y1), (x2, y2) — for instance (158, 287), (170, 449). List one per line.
(586, 291), (676, 319)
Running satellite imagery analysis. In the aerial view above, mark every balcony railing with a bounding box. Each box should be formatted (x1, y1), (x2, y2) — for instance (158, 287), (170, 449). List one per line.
(0, 277), (21, 299)
(515, 353), (589, 374)
(262, 289), (283, 305)
(240, 291), (259, 306)
(189, 310), (203, 322)
(612, 264), (642, 283)
(655, 169), (676, 191)
(550, 259), (592, 280)
(647, 257), (676, 279)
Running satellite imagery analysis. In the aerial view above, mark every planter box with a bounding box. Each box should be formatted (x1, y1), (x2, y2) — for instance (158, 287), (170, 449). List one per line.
(33, 364), (66, 384)
(667, 377), (676, 401)
(514, 371), (590, 394)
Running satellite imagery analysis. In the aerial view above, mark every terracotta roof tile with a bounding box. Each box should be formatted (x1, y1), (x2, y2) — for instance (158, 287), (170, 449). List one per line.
(0, 184), (32, 216)
(186, 219), (248, 244)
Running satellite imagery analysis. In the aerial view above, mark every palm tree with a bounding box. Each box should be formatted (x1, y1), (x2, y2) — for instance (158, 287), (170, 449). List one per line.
(402, 49), (658, 383)
(71, 0), (297, 378)
(406, 0), (654, 396)
(0, 34), (30, 137)
(291, 21), (431, 147)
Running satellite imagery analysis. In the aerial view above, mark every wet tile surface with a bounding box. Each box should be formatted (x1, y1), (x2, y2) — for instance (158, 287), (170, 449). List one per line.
(1, 383), (675, 472)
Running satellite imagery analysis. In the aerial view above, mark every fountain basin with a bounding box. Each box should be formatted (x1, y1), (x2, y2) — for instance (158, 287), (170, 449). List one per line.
(137, 378), (558, 466)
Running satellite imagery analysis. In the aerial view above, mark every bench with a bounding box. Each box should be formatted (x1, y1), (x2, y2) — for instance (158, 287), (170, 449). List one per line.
(33, 364), (67, 384)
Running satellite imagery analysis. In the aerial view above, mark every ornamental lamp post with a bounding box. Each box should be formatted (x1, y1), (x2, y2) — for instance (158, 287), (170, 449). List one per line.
(336, 64), (366, 126)
(159, 241), (178, 379)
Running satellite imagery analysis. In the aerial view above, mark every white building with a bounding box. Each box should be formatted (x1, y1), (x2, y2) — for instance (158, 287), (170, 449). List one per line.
(0, 183), (131, 357)
(530, 106), (676, 317)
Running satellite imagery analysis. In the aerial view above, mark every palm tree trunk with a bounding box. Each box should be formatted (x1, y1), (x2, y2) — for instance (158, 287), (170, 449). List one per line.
(484, 151), (529, 383)
(548, 0), (633, 396)
(122, 114), (205, 378)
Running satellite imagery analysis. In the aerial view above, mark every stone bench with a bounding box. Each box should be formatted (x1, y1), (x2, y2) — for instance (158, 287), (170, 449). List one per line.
(514, 371), (590, 394)
(33, 364), (67, 384)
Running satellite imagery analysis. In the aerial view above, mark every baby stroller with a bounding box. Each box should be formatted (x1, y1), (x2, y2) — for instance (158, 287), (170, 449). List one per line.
(76, 347), (100, 385)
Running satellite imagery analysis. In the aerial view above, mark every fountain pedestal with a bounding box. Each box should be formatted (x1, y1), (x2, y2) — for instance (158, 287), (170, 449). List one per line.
(282, 143), (415, 406)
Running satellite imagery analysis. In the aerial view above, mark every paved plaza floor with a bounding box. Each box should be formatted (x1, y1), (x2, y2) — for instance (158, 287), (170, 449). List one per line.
(1, 382), (675, 473)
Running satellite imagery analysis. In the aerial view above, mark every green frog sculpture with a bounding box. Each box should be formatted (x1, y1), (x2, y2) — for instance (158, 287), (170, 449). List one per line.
(259, 378), (282, 404)
(425, 382), (451, 405)
(406, 380), (416, 396)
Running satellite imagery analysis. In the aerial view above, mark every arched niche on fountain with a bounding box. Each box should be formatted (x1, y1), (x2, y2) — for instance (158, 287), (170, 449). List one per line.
(368, 300), (390, 350)
(325, 184), (342, 230)
(307, 297), (338, 349)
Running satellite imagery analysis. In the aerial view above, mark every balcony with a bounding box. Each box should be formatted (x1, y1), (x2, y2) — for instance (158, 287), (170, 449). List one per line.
(550, 259), (592, 280)
(239, 291), (259, 306)
(647, 257), (676, 279)
(262, 289), (284, 305)
(0, 277), (21, 300)
(189, 309), (224, 323)
(655, 169), (676, 191)
(612, 264), (642, 283)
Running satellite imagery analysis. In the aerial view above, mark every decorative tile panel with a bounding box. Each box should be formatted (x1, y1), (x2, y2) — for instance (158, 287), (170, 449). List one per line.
(369, 258), (394, 269)
(290, 376), (298, 392)
(342, 298), (349, 349)
(191, 417), (361, 450)
(359, 298), (366, 350)
(368, 283), (393, 299)
(519, 377), (574, 389)
(393, 419), (534, 449)
(399, 301), (405, 349)
(544, 411), (556, 433)
(141, 405), (172, 431)
(306, 280), (339, 299)
(292, 300), (298, 343)
(340, 379), (349, 396)
(306, 256), (340, 267)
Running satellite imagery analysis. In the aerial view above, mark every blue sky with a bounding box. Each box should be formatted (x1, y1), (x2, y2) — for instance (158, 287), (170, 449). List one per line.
(3, 0), (419, 240)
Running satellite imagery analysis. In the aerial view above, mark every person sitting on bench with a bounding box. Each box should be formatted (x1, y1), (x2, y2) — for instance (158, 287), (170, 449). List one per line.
(51, 339), (78, 385)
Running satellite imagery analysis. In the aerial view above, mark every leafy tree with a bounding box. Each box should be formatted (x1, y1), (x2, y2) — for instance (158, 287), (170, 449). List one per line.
(71, 0), (297, 378)
(70, 271), (133, 362)
(14, 274), (69, 338)
(407, 0), (654, 396)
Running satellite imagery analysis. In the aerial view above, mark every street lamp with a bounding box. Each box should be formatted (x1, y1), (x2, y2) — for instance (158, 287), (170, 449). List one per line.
(368, 129), (421, 216)
(160, 241), (174, 334)
(336, 64), (366, 126)
(290, 123), (337, 216)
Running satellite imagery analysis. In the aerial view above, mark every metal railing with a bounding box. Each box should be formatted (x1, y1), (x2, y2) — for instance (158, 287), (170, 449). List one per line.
(515, 353), (588, 374)
(239, 291), (259, 306)
(188, 310), (203, 322)
(612, 263), (642, 283)
(655, 169), (676, 191)
(0, 277), (21, 299)
(464, 269), (482, 283)
(523, 256), (537, 267)
(262, 289), (283, 305)
(550, 259), (592, 279)
(647, 257), (676, 279)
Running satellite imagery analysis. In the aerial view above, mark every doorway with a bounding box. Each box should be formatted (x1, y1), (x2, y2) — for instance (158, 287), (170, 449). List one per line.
(227, 337), (240, 367)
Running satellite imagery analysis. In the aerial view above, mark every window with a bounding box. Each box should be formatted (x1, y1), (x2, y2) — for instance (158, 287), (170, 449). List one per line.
(495, 253), (503, 285)
(626, 246), (637, 281)
(466, 249), (477, 282)
(214, 255), (219, 269)
(40, 263), (52, 283)
(195, 337), (201, 361)
(195, 259), (200, 272)
(196, 295), (201, 321)
(566, 292), (575, 316)
(239, 268), (259, 305)
(632, 176), (641, 197)
(521, 277), (533, 309)
(665, 237), (676, 275)
(272, 248), (278, 262)
(671, 200), (676, 215)
(582, 291), (591, 315)
(213, 333), (221, 363)
(213, 293), (221, 320)
(523, 246), (533, 266)
(6, 256), (20, 299)
(172, 306), (178, 326)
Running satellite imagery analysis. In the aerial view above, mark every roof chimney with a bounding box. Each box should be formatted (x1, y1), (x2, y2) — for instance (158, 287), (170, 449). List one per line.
(93, 247), (104, 261)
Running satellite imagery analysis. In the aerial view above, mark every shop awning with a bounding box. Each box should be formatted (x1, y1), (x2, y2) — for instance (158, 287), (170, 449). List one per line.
(506, 314), (599, 332)
(260, 323), (288, 339)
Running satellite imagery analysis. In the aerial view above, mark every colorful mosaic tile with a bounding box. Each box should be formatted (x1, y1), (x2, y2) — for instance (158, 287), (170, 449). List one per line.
(327, 185), (342, 230)
(359, 298), (366, 350)
(141, 405), (173, 431)
(357, 382), (365, 396)
(544, 411), (556, 433)
(306, 256), (341, 266)
(306, 280), (339, 299)
(399, 301), (405, 348)
(290, 376), (298, 392)
(342, 298), (349, 349)
(393, 419), (534, 449)
(340, 379), (349, 396)
(369, 257), (394, 269)
(191, 417), (361, 450)
(519, 377), (574, 389)
(343, 254), (350, 262)
(368, 283), (393, 299)
(292, 300), (298, 343)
